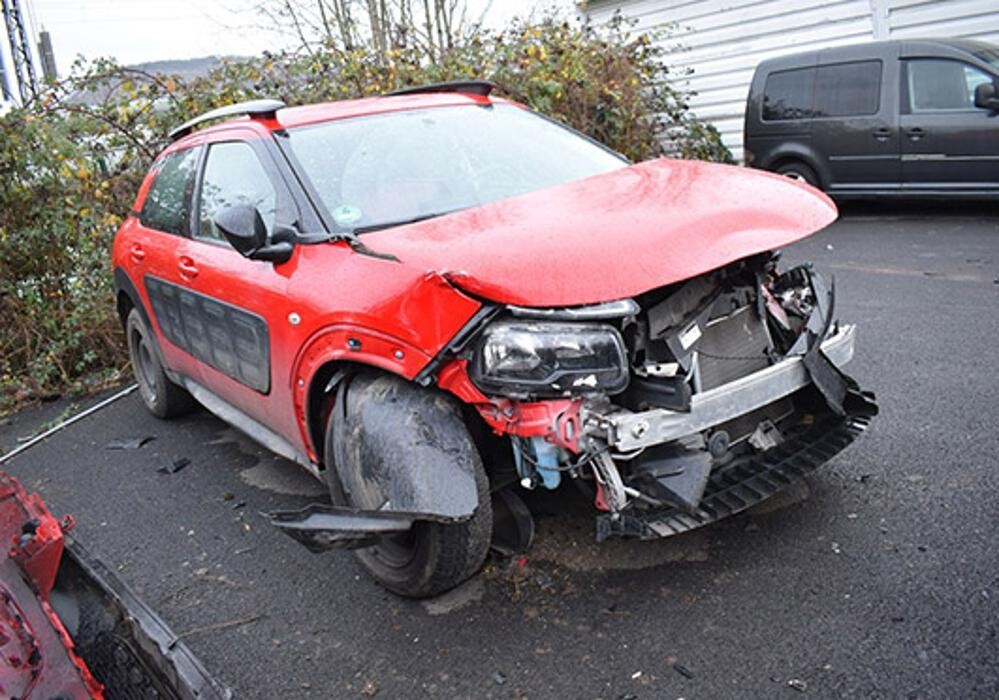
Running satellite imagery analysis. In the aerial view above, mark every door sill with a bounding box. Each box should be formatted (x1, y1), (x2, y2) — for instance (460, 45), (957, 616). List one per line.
(178, 377), (322, 480)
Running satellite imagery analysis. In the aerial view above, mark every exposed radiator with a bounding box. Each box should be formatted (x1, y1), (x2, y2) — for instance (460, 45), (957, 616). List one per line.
(696, 305), (771, 391)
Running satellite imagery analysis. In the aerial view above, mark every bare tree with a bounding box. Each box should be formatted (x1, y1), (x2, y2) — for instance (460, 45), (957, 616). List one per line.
(260, 0), (476, 61)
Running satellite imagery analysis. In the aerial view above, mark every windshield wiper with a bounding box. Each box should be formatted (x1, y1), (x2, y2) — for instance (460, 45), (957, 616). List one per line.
(293, 227), (398, 261)
(351, 210), (459, 235)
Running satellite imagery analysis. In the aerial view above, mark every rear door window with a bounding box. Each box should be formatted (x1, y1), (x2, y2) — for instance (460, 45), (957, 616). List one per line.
(762, 67), (815, 121)
(905, 59), (994, 112)
(814, 60), (882, 116)
(195, 141), (278, 243)
(140, 147), (199, 235)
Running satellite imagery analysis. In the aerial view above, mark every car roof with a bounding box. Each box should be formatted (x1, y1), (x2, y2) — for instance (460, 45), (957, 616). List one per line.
(169, 91), (509, 147)
(754, 37), (997, 72)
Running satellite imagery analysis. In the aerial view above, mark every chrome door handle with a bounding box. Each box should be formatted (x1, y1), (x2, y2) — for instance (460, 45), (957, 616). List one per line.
(906, 127), (925, 141)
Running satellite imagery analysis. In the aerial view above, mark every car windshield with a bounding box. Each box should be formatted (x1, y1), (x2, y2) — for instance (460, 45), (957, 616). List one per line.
(284, 103), (627, 233)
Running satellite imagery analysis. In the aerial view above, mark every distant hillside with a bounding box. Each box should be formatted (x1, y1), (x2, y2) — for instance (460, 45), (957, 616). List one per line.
(68, 55), (243, 105)
(131, 56), (233, 80)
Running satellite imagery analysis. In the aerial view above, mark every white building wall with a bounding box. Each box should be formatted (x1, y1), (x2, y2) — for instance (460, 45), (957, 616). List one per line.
(584, 0), (999, 161)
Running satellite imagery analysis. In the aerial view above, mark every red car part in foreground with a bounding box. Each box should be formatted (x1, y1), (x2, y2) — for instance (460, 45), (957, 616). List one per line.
(0, 469), (229, 698)
(113, 82), (877, 598)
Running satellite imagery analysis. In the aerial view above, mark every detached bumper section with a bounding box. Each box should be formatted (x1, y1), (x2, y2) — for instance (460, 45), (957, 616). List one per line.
(588, 323), (877, 540)
(596, 400), (875, 541)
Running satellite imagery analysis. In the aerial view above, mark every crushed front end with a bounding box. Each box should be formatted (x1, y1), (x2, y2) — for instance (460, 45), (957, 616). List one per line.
(454, 253), (878, 541)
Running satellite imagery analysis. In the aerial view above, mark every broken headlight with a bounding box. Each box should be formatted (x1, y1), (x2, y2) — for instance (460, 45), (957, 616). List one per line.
(469, 321), (628, 398)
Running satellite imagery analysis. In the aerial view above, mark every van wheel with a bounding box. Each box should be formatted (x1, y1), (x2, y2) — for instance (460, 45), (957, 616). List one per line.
(126, 309), (195, 418)
(776, 161), (820, 188)
(324, 373), (492, 599)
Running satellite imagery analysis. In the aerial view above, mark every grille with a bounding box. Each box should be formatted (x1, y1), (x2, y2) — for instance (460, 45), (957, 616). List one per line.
(696, 305), (771, 391)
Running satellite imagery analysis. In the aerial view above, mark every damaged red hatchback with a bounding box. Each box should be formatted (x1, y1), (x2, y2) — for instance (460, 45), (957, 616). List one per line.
(113, 82), (877, 598)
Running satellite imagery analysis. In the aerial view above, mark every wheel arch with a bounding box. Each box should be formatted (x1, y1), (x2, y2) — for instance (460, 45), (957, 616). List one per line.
(764, 149), (828, 190)
(294, 326), (435, 464)
(114, 267), (173, 376)
(113, 267), (151, 330)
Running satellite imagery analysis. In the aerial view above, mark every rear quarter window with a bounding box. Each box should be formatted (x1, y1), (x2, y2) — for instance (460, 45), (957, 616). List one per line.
(762, 67), (816, 121)
(140, 147), (199, 235)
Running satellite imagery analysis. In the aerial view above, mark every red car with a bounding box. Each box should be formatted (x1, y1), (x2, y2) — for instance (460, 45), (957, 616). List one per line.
(113, 82), (876, 598)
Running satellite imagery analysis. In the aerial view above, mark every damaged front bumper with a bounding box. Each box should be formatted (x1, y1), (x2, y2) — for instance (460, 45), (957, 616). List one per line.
(584, 323), (857, 453)
(596, 393), (876, 541)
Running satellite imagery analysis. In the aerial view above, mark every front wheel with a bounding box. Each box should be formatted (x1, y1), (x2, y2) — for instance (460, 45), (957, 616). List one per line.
(324, 373), (492, 598)
(126, 309), (195, 419)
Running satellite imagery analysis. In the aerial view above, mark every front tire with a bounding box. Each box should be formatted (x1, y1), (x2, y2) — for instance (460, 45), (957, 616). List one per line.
(324, 373), (492, 598)
(125, 309), (195, 418)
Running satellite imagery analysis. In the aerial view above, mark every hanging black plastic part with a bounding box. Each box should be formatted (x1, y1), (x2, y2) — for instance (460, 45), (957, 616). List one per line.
(268, 505), (461, 552)
(489, 488), (535, 555)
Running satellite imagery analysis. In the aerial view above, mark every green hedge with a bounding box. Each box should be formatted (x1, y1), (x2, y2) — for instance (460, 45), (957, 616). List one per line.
(0, 13), (731, 413)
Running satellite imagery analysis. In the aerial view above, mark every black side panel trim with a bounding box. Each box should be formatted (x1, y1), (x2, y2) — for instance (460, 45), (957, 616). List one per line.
(144, 275), (271, 393)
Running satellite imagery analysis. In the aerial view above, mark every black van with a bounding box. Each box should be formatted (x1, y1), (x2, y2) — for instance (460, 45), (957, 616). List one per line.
(744, 39), (999, 197)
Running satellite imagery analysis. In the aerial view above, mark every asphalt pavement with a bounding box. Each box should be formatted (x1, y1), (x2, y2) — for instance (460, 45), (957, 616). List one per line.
(1, 202), (997, 699)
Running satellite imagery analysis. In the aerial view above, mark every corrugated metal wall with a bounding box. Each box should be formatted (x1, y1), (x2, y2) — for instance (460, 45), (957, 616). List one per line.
(584, 0), (999, 161)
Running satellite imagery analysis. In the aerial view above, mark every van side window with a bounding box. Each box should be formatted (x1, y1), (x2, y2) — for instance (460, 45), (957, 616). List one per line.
(140, 147), (199, 235)
(762, 67), (815, 121)
(814, 61), (881, 117)
(905, 60), (994, 112)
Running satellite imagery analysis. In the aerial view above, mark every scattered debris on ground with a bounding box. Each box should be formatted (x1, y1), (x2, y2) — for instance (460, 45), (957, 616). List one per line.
(106, 435), (155, 450)
(157, 457), (190, 475)
(788, 678), (808, 692)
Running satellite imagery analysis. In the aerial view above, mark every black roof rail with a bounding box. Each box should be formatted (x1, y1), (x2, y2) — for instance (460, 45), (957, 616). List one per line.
(168, 99), (287, 141)
(386, 80), (497, 97)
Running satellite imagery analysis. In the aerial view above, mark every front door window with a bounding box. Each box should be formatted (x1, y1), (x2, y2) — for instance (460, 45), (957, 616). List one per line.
(906, 59), (993, 112)
(196, 141), (278, 242)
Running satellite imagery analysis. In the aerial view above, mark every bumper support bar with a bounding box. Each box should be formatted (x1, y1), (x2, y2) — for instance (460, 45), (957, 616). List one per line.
(588, 324), (857, 453)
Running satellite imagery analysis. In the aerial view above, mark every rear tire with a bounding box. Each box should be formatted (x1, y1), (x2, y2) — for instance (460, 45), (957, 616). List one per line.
(125, 309), (195, 419)
(324, 373), (492, 598)
(775, 161), (820, 188)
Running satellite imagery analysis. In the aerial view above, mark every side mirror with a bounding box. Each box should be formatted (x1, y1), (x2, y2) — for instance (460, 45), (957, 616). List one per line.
(974, 82), (999, 110)
(213, 204), (293, 264)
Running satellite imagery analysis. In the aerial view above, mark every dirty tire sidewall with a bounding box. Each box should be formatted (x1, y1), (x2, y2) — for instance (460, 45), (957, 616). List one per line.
(324, 373), (492, 599)
(125, 309), (194, 419)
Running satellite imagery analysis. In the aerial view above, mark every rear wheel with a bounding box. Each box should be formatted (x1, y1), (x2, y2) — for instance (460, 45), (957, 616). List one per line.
(126, 309), (195, 418)
(775, 160), (820, 188)
(324, 373), (492, 598)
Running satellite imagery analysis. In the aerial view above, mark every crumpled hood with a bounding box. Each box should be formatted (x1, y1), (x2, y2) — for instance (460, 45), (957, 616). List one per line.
(365, 158), (838, 307)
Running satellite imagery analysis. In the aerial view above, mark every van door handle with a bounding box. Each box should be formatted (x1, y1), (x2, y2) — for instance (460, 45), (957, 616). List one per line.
(129, 244), (146, 263)
(872, 127), (892, 141)
(178, 257), (199, 279)
(906, 127), (925, 141)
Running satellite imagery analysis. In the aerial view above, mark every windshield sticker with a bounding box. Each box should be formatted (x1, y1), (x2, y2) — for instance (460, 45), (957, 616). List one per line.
(332, 204), (363, 227)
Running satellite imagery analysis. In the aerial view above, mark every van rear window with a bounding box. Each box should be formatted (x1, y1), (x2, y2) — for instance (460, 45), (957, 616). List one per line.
(762, 67), (815, 121)
(762, 60), (882, 121)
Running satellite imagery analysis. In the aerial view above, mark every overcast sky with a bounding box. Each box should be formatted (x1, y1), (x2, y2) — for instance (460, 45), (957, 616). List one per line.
(28, 0), (570, 71)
